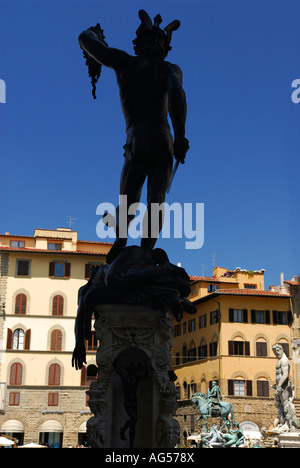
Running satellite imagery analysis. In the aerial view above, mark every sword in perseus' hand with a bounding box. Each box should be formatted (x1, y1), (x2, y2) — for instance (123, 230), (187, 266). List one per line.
(167, 160), (180, 193)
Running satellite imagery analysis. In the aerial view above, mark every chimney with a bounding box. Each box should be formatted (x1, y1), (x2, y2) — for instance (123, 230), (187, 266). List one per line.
(280, 273), (284, 286)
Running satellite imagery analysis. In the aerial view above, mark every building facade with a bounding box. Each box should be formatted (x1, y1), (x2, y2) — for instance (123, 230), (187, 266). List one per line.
(0, 228), (112, 447)
(1, 234), (299, 447)
(171, 267), (299, 444)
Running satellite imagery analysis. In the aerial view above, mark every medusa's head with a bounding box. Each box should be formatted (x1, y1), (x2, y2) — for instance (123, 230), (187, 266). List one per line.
(133, 10), (180, 59)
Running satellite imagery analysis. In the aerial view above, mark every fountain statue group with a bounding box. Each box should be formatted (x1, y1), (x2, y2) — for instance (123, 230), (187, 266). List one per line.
(191, 381), (245, 448)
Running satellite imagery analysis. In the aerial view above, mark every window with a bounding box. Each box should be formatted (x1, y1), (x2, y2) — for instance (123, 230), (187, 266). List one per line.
(188, 342), (197, 362)
(234, 380), (245, 396)
(15, 293), (27, 314)
(50, 330), (63, 351)
(273, 310), (287, 325)
(182, 322), (187, 334)
(198, 344), (208, 360)
(7, 329), (30, 350)
(16, 259), (30, 276)
(199, 314), (207, 329)
(228, 379), (252, 396)
(251, 310), (270, 324)
(10, 363), (23, 385)
(81, 364), (98, 387)
(228, 340), (250, 356)
(48, 393), (59, 406)
(257, 380), (269, 397)
(175, 353), (180, 366)
(13, 329), (25, 350)
(210, 341), (218, 357)
(49, 262), (71, 278)
(208, 284), (219, 292)
(48, 242), (62, 251)
(10, 240), (25, 248)
(229, 309), (248, 323)
(85, 263), (103, 279)
(210, 309), (219, 325)
(188, 319), (195, 333)
(48, 363), (61, 386)
(9, 392), (20, 406)
(244, 284), (256, 289)
(52, 295), (64, 316)
(256, 341), (267, 357)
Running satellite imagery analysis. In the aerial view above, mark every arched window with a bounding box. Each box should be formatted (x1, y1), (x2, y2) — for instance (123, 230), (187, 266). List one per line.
(10, 363), (23, 385)
(50, 330), (63, 351)
(257, 378), (269, 397)
(13, 329), (25, 350)
(48, 363), (61, 386)
(15, 294), (27, 314)
(52, 295), (64, 316)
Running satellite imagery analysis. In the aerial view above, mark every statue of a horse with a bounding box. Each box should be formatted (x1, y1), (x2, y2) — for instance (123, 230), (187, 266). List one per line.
(191, 392), (236, 432)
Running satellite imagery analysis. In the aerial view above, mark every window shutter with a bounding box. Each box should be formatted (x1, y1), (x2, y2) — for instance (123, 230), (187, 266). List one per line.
(246, 380), (252, 396)
(243, 309), (248, 323)
(24, 329), (31, 350)
(52, 295), (64, 316)
(64, 262), (71, 277)
(228, 380), (234, 395)
(229, 308), (234, 322)
(273, 310), (278, 324)
(265, 310), (270, 324)
(251, 309), (256, 323)
(81, 366), (86, 386)
(6, 328), (13, 349)
(49, 363), (61, 386)
(245, 341), (250, 356)
(10, 362), (22, 385)
(49, 262), (55, 276)
(85, 264), (91, 279)
(228, 341), (234, 355)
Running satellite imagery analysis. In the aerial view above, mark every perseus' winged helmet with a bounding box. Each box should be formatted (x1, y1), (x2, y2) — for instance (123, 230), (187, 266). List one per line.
(133, 9), (180, 58)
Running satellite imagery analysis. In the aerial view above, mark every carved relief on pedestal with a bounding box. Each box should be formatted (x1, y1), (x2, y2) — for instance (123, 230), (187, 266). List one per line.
(86, 305), (179, 448)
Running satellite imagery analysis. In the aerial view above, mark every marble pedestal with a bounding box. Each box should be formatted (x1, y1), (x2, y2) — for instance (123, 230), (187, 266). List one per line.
(278, 432), (300, 448)
(86, 304), (179, 448)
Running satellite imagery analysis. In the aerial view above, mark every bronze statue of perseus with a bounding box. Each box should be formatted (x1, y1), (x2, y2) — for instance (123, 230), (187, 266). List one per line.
(79, 10), (189, 262)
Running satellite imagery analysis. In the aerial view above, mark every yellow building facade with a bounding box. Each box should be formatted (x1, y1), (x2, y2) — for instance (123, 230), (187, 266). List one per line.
(172, 267), (299, 443)
(0, 228), (112, 447)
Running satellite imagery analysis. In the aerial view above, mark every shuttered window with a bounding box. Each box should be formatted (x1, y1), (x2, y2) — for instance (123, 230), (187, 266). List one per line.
(48, 363), (61, 386)
(15, 293), (27, 314)
(256, 341), (267, 357)
(257, 380), (269, 397)
(49, 262), (71, 278)
(48, 392), (59, 406)
(10, 363), (22, 385)
(50, 330), (63, 351)
(9, 392), (20, 406)
(52, 295), (64, 316)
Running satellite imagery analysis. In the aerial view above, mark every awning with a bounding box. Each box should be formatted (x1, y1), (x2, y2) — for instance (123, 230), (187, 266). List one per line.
(1, 420), (24, 433)
(187, 434), (202, 442)
(78, 421), (87, 433)
(40, 420), (63, 433)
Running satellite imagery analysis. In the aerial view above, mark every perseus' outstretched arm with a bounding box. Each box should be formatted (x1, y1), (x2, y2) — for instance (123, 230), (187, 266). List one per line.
(78, 28), (130, 70)
(168, 65), (189, 163)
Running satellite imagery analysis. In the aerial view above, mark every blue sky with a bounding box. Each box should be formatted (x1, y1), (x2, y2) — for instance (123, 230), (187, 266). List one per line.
(1, 0), (299, 288)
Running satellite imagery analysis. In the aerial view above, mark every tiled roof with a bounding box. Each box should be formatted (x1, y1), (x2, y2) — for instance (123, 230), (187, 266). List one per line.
(0, 246), (109, 256)
(193, 288), (291, 304)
